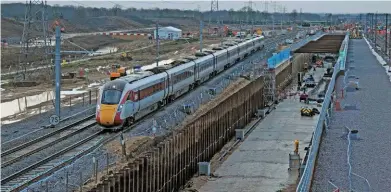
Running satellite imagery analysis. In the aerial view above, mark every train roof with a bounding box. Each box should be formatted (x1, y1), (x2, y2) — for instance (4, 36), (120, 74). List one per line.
(193, 53), (214, 63)
(128, 72), (168, 88)
(166, 60), (195, 73)
(213, 48), (228, 56)
(117, 71), (154, 83)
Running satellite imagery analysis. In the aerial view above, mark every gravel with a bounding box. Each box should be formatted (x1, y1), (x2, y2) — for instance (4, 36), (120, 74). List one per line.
(312, 39), (391, 192)
(1, 125), (101, 179)
(13, 31), (322, 192)
(1, 103), (96, 150)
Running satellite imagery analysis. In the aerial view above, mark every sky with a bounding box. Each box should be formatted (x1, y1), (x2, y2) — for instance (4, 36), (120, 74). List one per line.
(2, 0), (391, 14)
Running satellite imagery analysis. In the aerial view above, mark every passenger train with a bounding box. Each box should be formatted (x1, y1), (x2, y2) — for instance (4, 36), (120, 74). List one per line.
(96, 36), (265, 128)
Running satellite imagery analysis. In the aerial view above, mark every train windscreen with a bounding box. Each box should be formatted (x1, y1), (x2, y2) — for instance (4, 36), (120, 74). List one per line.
(101, 89), (122, 105)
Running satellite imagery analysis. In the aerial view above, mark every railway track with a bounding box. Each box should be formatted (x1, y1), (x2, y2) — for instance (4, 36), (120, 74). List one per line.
(1, 114), (96, 168)
(0, 31), (304, 192)
(0, 130), (104, 192)
(0, 118), (147, 192)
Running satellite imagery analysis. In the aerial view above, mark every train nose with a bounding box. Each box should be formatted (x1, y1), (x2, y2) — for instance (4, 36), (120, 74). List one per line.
(99, 104), (117, 126)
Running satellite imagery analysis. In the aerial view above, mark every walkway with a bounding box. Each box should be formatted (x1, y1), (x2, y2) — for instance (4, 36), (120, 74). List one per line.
(312, 39), (391, 192)
(199, 68), (327, 192)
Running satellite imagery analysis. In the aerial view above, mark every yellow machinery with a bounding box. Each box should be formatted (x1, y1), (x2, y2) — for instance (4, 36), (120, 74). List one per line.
(300, 107), (314, 117)
(110, 64), (127, 80)
(349, 27), (363, 39)
(256, 28), (262, 35)
(120, 52), (133, 61)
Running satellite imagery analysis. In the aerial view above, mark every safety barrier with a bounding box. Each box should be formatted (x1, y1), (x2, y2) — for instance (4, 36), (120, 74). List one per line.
(296, 33), (350, 192)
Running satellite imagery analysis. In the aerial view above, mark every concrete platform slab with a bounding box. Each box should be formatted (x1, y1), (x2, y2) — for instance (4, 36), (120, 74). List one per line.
(200, 100), (322, 192)
(199, 66), (328, 192)
(198, 65), (329, 192)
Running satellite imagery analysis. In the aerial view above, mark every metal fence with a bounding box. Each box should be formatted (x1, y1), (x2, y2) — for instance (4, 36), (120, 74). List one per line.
(296, 33), (350, 192)
(83, 63), (294, 192)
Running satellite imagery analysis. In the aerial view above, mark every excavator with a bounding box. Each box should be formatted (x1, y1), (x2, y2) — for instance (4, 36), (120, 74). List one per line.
(120, 52), (133, 61)
(110, 64), (127, 80)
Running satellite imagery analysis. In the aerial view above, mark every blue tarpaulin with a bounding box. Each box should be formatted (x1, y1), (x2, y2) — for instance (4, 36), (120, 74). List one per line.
(267, 48), (291, 69)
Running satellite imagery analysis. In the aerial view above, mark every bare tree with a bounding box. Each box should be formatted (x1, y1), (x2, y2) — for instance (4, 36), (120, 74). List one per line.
(112, 5), (122, 16)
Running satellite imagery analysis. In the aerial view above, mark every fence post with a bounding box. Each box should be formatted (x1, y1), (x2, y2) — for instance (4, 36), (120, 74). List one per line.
(80, 172), (83, 192)
(106, 153), (109, 175)
(96, 89), (98, 103)
(89, 90), (92, 105)
(69, 96), (72, 109)
(93, 157), (98, 184)
(121, 133), (128, 160)
(65, 171), (69, 192)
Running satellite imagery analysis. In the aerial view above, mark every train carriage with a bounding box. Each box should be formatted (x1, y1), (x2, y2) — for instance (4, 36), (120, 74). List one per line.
(166, 61), (196, 101)
(237, 41), (250, 60)
(194, 54), (215, 85)
(227, 45), (239, 67)
(214, 49), (229, 74)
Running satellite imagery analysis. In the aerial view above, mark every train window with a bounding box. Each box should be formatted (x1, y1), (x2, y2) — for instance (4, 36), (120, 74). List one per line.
(129, 91), (138, 101)
(101, 89), (122, 105)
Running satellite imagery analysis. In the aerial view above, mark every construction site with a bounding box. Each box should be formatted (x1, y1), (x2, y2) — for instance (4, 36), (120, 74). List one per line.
(1, 1), (391, 192)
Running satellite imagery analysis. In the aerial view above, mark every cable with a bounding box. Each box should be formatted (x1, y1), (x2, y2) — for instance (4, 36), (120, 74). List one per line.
(345, 126), (372, 192)
(345, 126), (353, 191)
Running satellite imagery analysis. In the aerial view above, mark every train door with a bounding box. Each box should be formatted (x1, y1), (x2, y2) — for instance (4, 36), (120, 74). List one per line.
(121, 89), (139, 120)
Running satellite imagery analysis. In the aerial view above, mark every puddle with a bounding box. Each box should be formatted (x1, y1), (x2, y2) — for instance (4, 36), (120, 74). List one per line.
(89, 46), (118, 56)
(0, 82), (103, 120)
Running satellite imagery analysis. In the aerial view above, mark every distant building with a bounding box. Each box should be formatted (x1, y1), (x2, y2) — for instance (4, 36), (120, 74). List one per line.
(154, 26), (182, 40)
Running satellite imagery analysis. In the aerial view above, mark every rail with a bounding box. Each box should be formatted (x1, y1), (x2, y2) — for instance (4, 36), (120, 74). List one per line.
(1, 115), (96, 168)
(296, 33), (350, 192)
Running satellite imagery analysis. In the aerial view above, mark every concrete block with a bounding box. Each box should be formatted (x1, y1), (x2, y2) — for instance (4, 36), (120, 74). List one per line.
(198, 162), (211, 176)
(256, 109), (266, 119)
(235, 129), (245, 140)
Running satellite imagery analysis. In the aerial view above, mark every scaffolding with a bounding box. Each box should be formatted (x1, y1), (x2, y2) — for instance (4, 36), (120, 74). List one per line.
(263, 65), (276, 107)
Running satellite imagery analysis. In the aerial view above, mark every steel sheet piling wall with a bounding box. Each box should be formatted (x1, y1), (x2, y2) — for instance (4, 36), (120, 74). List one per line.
(87, 67), (295, 192)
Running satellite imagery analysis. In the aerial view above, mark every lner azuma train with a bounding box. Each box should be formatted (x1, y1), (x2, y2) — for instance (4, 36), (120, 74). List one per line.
(96, 36), (265, 128)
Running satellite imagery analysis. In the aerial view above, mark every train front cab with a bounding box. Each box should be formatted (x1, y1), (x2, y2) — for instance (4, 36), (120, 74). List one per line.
(96, 80), (127, 127)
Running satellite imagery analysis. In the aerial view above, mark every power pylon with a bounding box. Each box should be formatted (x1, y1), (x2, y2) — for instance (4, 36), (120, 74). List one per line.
(17, 0), (52, 82)
(209, 0), (218, 30)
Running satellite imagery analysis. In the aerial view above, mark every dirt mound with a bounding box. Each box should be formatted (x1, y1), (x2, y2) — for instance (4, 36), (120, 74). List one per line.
(77, 16), (144, 32)
(152, 17), (200, 31)
(1, 18), (39, 39)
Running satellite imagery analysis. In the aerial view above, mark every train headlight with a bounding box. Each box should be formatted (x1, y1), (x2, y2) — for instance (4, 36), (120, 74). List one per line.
(117, 104), (123, 112)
